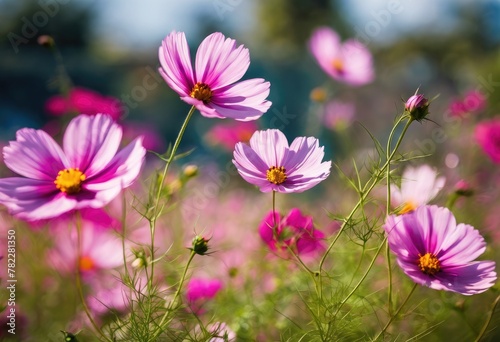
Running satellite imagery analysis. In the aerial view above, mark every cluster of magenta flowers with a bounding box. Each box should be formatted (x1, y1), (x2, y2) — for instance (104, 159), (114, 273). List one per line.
(1, 25), (499, 340)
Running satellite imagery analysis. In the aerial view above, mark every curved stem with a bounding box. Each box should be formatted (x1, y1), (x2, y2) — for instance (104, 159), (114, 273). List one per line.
(319, 117), (413, 273)
(373, 283), (418, 341)
(74, 215), (112, 342)
(334, 237), (387, 318)
(474, 294), (500, 342)
(148, 105), (196, 292)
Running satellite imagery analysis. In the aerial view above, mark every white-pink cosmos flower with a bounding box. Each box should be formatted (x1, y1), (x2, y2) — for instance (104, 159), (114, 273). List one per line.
(391, 165), (445, 214)
(159, 31), (271, 121)
(0, 114), (146, 221)
(309, 26), (374, 86)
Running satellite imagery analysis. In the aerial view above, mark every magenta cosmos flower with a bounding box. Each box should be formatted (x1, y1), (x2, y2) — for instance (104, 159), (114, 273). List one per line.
(159, 31), (271, 121)
(233, 129), (331, 193)
(475, 118), (500, 163)
(45, 87), (123, 120)
(385, 205), (496, 295)
(309, 27), (374, 86)
(0, 114), (146, 221)
(259, 208), (325, 256)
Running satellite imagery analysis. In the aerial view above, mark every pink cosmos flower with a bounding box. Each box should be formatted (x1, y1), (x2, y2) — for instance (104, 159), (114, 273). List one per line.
(45, 87), (123, 120)
(475, 118), (500, 163)
(233, 129), (331, 193)
(322, 100), (355, 130)
(384, 205), (497, 295)
(259, 208), (325, 257)
(186, 277), (223, 313)
(448, 90), (486, 118)
(159, 31), (271, 121)
(390, 165), (445, 214)
(206, 121), (258, 151)
(309, 27), (374, 86)
(47, 219), (124, 278)
(0, 114), (146, 221)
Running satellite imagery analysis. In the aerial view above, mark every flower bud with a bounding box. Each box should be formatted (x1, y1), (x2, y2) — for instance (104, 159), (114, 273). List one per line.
(190, 235), (209, 255)
(183, 164), (198, 178)
(131, 250), (147, 268)
(310, 87), (328, 103)
(405, 94), (429, 121)
(38, 35), (55, 48)
(454, 179), (474, 197)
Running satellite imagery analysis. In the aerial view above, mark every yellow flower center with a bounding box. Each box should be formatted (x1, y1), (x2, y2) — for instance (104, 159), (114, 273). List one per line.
(418, 253), (441, 276)
(190, 82), (213, 103)
(266, 166), (287, 185)
(398, 201), (417, 215)
(54, 168), (86, 194)
(79, 255), (95, 272)
(332, 58), (344, 73)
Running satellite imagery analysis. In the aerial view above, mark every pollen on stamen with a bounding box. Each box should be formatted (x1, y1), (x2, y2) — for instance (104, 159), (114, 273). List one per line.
(332, 58), (344, 73)
(190, 82), (213, 103)
(79, 255), (95, 272)
(418, 252), (441, 276)
(266, 166), (287, 185)
(54, 168), (86, 194)
(398, 201), (417, 215)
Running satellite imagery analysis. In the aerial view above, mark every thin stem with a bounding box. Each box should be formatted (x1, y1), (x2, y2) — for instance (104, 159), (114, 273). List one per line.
(151, 250), (196, 340)
(74, 215), (112, 342)
(385, 117), (406, 316)
(334, 237), (387, 318)
(319, 117), (413, 273)
(373, 283), (418, 341)
(474, 294), (500, 342)
(148, 105), (196, 293)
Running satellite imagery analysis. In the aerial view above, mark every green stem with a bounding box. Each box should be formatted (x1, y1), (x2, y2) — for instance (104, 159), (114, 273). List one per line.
(75, 215), (112, 342)
(334, 237), (387, 318)
(385, 116), (406, 316)
(318, 117), (413, 273)
(474, 294), (500, 342)
(151, 250), (196, 340)
(373, 283), (418, 341)
(148, 105), (196, 293)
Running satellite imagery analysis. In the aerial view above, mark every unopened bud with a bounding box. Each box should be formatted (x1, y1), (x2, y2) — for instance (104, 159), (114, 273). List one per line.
(310, 87), (328, 103)
(131, 250), (147, 268)
(190, 235), (209, 255)
(454, 180), (473, 197)
(183, 164), (198, 178)
(405, 94), (429, 121)
(38, 35), (55, 48)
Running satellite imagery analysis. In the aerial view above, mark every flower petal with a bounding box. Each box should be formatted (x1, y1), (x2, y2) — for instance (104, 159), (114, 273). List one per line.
(0, 177), (77, 220)
(159, 31), (195, 97)
(3, 128), (67, 180)
(209, 79), (271, 121)
(63, 114), (122, 177)
(195, 32), (250, 89)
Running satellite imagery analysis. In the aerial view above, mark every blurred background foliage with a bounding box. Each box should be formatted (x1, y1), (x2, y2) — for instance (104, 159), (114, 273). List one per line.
(1, 0), (499, 157)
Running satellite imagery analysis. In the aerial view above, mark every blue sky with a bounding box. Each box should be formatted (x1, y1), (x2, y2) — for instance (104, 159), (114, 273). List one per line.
(87, 0), (467, 52)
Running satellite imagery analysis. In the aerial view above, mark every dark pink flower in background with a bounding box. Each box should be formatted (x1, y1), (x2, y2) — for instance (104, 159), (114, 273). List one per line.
(45, 87), (123, 120)
(259, 208), (325, 256)
(159, 31), (271, 121)
(475, 118), (500, 163)
(206, 121), (258, 151)
(309, 26), (374, 86)
(233, 129), (331, 193)
(0, 114), (146, 221)
(186, 277), (223, 313)
(448, 90), (486, 118)
(323, 100), (355, 130)
(384, 205), (496, 295)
